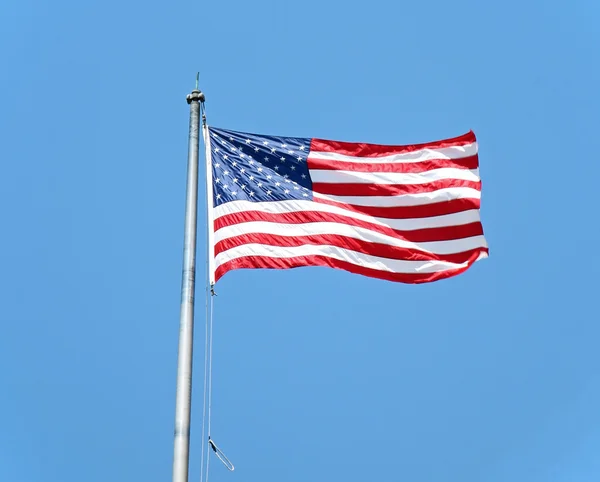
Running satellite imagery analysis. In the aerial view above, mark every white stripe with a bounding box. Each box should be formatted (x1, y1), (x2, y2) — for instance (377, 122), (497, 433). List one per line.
(214, 244), (478, 273)
(203, 126), (216, 284)
(309, 168), (480, 185)
(214, 221), (488, 255)
(213, 200), (482, 231)
(308, 142), (477, 164)
(313, 187), (481, 207)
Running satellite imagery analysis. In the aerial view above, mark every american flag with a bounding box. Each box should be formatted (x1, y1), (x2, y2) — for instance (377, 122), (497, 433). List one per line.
(205, 126), (488, 284)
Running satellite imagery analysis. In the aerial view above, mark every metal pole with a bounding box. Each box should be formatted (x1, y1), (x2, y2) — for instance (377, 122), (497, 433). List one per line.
(172, 88), (205, 482)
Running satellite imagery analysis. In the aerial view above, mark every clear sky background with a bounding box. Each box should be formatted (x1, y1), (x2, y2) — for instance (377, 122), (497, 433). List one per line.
(1, 0), (599, 481)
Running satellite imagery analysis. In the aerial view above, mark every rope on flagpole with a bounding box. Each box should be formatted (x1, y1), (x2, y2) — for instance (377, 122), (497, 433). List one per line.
(199, 284), (209, 482)
(204, 288), (235, 481)
(199, 91), (235, 482)
(197, 82), (210, 482)
(205, 288), (215, 482)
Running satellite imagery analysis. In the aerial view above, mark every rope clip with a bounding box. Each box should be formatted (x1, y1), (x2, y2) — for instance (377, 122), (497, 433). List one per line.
(208, 437), (234, 472)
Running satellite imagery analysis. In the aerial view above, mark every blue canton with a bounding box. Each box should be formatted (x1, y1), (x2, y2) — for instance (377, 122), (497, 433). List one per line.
(209, 127), (314, 207)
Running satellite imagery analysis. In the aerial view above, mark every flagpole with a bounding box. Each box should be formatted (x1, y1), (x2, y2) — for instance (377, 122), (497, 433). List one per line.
(172, 86), (205, 482)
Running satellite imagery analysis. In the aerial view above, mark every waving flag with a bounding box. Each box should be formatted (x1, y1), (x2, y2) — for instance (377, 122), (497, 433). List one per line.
(205, 126), (488, 284)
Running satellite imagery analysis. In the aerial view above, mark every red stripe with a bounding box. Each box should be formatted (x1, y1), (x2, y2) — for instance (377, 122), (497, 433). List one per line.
(312, 179), (481, 197)
(215, 232), (487, 263)
(214, 250), (485, 283)
(215, 210), (483, 244)
(310, 131), (476, 158)
(307, 155), (479, 173)
(315, 196), (481, 219)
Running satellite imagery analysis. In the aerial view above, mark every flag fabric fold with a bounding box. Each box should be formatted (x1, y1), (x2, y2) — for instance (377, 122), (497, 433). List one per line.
(206, 126), (488, 284)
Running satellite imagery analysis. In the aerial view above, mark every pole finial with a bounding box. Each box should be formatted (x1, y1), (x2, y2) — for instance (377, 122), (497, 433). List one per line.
(186, 76), (205, 104)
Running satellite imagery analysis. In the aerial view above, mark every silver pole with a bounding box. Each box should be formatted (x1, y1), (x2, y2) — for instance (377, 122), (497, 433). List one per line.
(172, 88), (205, 482)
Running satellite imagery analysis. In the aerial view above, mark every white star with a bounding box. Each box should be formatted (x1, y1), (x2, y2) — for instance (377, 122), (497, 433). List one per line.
(297, 156), (303, 161)
(223, 184), (229, 189)
(257, 182), (263, 187)
(249, 175), (254, 180)
(284, 174), (289, 179)
(229, 137), (234, 141)
(266, 190), (272, 195)
(280, 157), (286, 162)
(249, 191), (255, 197)
(231, 146), (237, 151)
(240, 153), (245, 158)
(215, 148), (220, 152)
(254, 147), (259, 152)
(245, 139), (251, 144)
(232, 178), (239, 184)
(270, 148), (276, 153)
(266, 174), (272, 179)
(303, 193), (308, 197)
(294, 186), (299, 190)
(216, 193), (221, 199)
(263, 141), (269, 146)
(281, 144), (287, 148)
(232, 161), (237, 166)
(264, 157), (269, 161)
(275, 182), (281, 187)
(291, 166), (296, 170)
(301, 174), (307, 179)
(274, 166), (279, 171)
(258, 167), (263, 172)
(241, 184), (246, 190)
(231, 190), (237, 195)
(215, 178), (220, 183)
(287, 150), (293, 154)
(223, 170), (229, 176)
(240, 168), (246, 174)
(223, 155), (229, 160)
(284, 189), (290, 194)
(214, 163), (220, 168)
(299, 145), (305, 151)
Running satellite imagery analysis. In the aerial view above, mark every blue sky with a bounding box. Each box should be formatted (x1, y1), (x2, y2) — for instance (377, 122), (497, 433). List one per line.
(1, 0), (599, 481)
